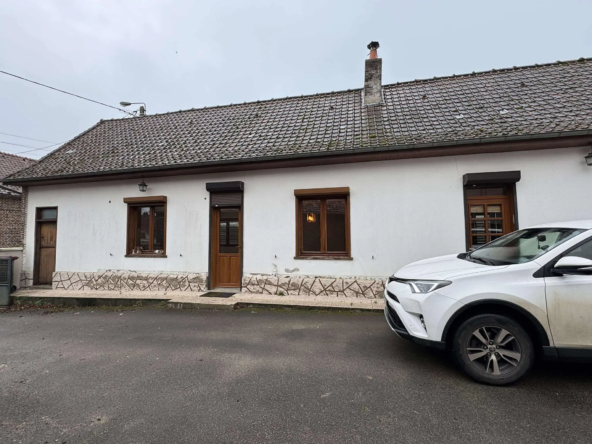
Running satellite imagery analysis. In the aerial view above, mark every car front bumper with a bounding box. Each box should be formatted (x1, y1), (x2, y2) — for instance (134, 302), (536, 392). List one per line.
(384, 286), (447, 350)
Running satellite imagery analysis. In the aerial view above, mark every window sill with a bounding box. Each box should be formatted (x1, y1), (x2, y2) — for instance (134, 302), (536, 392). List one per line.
(125, 254), (167, 258)
(294, 256), (353, 261)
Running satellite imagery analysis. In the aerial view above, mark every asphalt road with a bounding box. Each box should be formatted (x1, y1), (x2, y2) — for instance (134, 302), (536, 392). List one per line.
(1, 307), (591, 444)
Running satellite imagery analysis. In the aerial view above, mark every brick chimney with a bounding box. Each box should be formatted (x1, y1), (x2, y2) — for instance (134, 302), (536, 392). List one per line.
(364, 41), (382, 105)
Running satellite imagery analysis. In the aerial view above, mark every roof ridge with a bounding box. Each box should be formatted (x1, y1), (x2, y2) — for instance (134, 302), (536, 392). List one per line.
(99, 57), (591, 122)
(102, 88), (364, 121)
(382, 56), (592, 88)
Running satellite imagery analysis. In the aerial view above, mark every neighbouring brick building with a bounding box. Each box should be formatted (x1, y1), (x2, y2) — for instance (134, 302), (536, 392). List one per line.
(0, 151), (36, 287)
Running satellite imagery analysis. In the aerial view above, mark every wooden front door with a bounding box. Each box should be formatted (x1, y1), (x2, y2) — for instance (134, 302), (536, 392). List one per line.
(467, 196), (514, 249)
(210, 207), (241, 288)
(37, 222), (57, 285)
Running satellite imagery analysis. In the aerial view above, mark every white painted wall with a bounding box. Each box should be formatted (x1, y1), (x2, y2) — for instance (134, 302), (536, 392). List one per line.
(23, 146), (592, 279)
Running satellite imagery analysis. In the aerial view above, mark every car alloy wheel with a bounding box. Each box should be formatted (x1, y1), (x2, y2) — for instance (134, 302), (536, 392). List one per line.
(466, 326), (522, 376)
(452, 314), (533, 385)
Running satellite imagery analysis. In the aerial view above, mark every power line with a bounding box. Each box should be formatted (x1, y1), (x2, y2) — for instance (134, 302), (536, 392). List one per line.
(0, 140), (63, 155)
(0, 131), (57, 144)
(0, 140), (43, 149)
(0, 70), (135, 117)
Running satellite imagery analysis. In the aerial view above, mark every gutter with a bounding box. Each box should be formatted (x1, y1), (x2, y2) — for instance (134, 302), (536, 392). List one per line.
(4, 129), (592, 186)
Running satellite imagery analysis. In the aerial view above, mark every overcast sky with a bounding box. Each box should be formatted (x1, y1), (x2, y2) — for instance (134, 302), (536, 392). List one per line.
(1, 0), (590, 159)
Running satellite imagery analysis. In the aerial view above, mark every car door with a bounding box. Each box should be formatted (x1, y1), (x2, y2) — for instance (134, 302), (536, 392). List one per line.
(544, 237), (592, 349)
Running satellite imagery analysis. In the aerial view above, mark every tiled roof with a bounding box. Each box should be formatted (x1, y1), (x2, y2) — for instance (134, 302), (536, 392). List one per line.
(6, 58), (592, 182)
(0, 151), (36, 194)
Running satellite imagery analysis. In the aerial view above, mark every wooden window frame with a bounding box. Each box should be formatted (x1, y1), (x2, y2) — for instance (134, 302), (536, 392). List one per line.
(294, 187), (351, 260)
(124, 196), (167, 258)
(464, 186), (516, 250)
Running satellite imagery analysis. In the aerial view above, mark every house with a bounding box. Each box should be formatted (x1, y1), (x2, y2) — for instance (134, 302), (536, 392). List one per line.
(0, 151), (36, 288)
(4, 45), (592, 297)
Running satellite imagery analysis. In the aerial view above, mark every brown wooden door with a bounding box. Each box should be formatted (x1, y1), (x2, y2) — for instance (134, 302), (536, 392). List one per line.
(211, 208), (241, 288)
(38, 222), (57, 285)
(467, 197), (514, 249)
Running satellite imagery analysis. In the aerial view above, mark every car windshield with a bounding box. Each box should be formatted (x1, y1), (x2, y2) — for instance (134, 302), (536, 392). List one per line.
(468, 227), (585, 265)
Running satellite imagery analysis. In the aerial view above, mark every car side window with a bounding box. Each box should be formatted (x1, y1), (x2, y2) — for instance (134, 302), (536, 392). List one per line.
(564, 237), (592, 260)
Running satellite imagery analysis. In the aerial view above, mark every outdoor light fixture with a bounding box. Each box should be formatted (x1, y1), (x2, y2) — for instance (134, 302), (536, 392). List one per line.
(585, 147), (592, 166)
(138, 180), (148, 192)
(306, 213), (316, 223)
(120, 101), (147, 116)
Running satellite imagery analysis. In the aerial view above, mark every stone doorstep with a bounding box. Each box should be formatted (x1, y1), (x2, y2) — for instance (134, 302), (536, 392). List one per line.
(10, 289), (386, 312)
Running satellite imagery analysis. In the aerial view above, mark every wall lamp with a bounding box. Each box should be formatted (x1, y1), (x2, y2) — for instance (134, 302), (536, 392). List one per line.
(585, 147), (592, 166)
(138, 179), (148, 192)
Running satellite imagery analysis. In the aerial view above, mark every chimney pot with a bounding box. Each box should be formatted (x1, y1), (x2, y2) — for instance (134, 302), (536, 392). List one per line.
(364, 42), (382, 105)
(367, 41), (380, 59)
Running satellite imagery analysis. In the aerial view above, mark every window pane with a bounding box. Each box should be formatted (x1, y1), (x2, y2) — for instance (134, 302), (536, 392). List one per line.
(136, 207), (151, 251)
(471, 220), (485, 234)
(488, 219), (503, 234)
(470, 205), (484, 219)
(472, 235), (487, 247)
(219, 209), (239, 254)
(487, 205), (502, 218)
(302, 200), (321, 252)
(40, 208), (57, 219)
(565, 238), (592, 260)
(229, 221), (239, 245)
(470, 228), (584, 265)
(153, 206), (165, 251)
(326, 199), (346, 252)
(219, 221), (227, 245)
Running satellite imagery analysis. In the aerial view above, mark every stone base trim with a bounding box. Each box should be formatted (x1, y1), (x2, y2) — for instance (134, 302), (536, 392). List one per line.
(241, 274), (386, 299)
(20, 271), (33, 289)
(52, 271), (208, 292)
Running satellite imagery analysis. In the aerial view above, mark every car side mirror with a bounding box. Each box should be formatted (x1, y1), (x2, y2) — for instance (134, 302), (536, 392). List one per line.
(552, 256), (592, 276)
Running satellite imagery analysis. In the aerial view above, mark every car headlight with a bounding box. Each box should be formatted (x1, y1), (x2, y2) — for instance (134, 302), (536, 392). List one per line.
(407, 280), (452, 294)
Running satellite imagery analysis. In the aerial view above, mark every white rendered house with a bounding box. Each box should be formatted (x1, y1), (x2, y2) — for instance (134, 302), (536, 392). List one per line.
(5, 46), (592, 298)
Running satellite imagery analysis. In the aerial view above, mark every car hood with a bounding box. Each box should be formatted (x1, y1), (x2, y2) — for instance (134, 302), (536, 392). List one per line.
(394, 254), (500, 280)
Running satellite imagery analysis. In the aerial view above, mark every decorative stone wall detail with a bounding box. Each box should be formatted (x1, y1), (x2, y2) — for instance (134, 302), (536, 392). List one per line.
(241, 274), (386, 299)
(52, 271), (208, 292)
(20, 271), (33, 289)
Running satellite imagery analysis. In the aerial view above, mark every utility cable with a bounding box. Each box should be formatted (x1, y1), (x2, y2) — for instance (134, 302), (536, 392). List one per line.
(0, 70), (135, 117)
(0, 140), (63, 156)
(0, 132), (57, 144)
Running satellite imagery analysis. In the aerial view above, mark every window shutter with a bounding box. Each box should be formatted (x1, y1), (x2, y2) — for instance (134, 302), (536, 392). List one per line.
(127, 207), (138, 254)
(211, 192), (242, 207)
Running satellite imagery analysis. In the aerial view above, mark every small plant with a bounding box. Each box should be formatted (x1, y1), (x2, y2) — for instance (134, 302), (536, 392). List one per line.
(278, 291), (285, 296)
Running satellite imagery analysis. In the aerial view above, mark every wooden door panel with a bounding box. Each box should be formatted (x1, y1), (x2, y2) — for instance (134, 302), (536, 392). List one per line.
(217, 256), (230, 285)
(39, 249), (55, 284)
(210, 207), (242, 288)
(40, 223), (57, 247)
(38, 221), (57, 285)
(229, 257), (240, 283)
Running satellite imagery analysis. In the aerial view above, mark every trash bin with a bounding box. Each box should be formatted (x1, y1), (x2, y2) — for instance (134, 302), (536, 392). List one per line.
(0, 256), (18, 307)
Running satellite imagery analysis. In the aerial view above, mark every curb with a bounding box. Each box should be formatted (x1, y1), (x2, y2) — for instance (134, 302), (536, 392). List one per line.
(234, 302), (383, 312)
(9, 296), (383, 313)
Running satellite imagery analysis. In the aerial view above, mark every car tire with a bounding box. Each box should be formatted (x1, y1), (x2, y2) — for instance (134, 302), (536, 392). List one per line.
(452, 314), (534, 385)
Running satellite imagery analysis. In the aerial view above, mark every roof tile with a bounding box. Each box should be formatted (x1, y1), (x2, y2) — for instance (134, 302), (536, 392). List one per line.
(7, 58), (592, 181)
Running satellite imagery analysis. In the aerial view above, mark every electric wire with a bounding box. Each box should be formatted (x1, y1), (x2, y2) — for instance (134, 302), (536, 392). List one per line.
(0, 70), (135, 116)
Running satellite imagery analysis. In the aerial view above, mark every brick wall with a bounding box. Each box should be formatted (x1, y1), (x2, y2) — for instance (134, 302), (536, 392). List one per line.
(0, 194), (26, 248)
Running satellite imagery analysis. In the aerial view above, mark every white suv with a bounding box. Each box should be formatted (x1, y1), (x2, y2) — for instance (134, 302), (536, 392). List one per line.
(384, 220), (592, 385)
